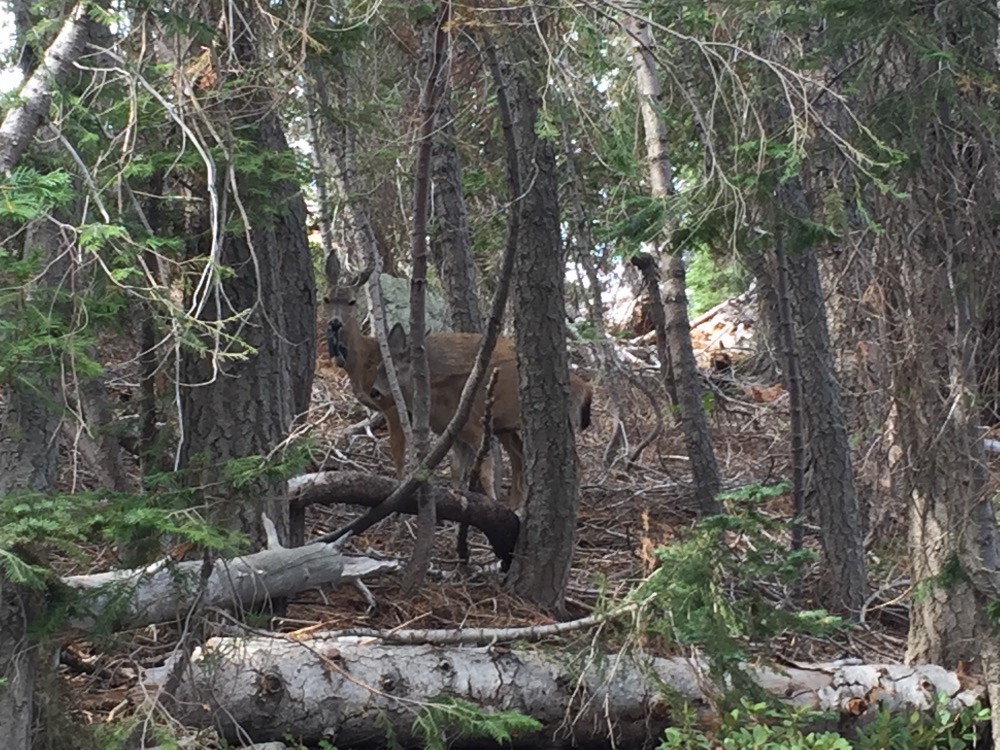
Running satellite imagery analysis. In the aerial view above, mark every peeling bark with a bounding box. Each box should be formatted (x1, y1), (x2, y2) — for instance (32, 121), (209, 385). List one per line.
(161, 636), (986, 748)
(62, 542), (365, 631)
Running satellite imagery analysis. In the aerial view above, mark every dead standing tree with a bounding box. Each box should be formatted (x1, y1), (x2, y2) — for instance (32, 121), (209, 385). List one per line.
(626, 12), (721, 516)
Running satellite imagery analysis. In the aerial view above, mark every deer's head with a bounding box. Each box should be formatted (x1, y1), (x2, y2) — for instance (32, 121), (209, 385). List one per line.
(323, 253), (373, 367)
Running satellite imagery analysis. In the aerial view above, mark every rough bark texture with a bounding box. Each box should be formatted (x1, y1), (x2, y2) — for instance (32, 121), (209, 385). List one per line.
(431, 92), (483, 334)
(627, 14), (720, 515)
(0, 580), (36, 750)
(0, 383), (62, 492)
(741, 247), (782, 373)
(504, 56), (579, 614)
(774, 239), (806, 551)
(774, 180), (867, 615)
(177, 1), (315, 550)
(0, 9), (102, 742)
(0, 218), (70, 750)
(164, 636), (985, 748)
(789, 243), (868, 613)
(74, 362), (132, 492)
(855, 6), (1000, 686)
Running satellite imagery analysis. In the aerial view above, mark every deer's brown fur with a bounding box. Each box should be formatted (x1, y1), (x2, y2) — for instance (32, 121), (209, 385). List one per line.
(370, 323), (593, 511)
(324, 261), (514, 501)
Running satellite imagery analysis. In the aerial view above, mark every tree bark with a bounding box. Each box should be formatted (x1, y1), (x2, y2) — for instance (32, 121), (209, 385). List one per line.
(774, 237), (806, 551)
(0, 218), (69, 750)
(431, 92), (483, 334)
(292, 471), (520, 566)
(502, 49), (579, 614)
(62, 541), (363, 630)
(788, 242), (867, 614)
(0, 579), (36, 750)
(741, 246), (782, 374)
(0, 9), (104, 743)
(627, 13), (721, 515)
(774, 179), (867, 615)
(0, 210), (70, 750)
(402, 4), (451, 589)
(848, 11), (1000, 732)
(0, 2), (91, 173)
(162, 636), (985, 747)
(176, 0), (314, 551)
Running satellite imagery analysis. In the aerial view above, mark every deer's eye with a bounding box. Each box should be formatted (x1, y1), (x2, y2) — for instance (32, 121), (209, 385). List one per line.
(348, 299), (356, 306)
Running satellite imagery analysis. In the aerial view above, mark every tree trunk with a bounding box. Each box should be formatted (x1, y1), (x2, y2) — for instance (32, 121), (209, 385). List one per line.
(163, 635), (985, 747)
(858, 8), (1000, 708)
(431, 92), (483, 334)
(62, 540), (364, 631)
(773, 237), (806, 551)
(176, 0), (314, 551)
(0, 210), (76, 749)
(0, 383), (62, 493)
(788, 242), (867, 614)
(772, 178), (867, 615)
(401, 5), (450, 590)
(627, 13), (721, 515)
(306, 56), (384, 270)
(427, 57), (492, 500)
(0, 2), (91, 173)
(503, 54), (579, 615)
(0, 580), (36, 750)
(0, 9), (106, 742)
(73, 361), (132, 492)
(741, 246), (782, 373)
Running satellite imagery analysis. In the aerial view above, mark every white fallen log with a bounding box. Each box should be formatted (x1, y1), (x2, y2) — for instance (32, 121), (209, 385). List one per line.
(62, 542), (397, 630)
(156, 634), (985, 748)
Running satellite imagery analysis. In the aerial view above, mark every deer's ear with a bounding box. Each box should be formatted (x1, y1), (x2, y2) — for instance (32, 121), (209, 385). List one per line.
(387, 322), (408, 352)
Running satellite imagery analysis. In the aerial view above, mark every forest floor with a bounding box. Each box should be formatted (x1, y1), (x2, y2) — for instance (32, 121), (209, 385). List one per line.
(56, 329), (916, 731)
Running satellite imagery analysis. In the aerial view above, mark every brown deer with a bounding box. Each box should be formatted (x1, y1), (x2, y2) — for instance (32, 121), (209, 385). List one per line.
(324, 258), (519, 501)
(369, 322), (593, 511)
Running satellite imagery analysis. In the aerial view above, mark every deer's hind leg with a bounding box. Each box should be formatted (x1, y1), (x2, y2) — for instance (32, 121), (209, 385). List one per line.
(498, 431), (525, 513)
(453, 438), (497, 501)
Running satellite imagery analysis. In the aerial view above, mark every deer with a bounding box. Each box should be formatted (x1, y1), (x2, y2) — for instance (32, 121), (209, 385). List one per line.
(368, 322), (593, 511)
(324, 256), (520, 501)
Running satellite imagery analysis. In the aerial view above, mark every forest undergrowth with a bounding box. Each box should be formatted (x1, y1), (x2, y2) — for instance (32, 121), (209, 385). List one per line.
(44, 321), (955, 729)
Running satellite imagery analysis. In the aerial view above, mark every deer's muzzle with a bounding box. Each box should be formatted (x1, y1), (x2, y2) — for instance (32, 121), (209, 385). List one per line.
(326, 322), (349, 367)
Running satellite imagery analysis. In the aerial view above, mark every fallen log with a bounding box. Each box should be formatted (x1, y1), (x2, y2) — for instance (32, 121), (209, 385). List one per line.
(62, 538), (397, 630)
(289, 471), (519, 565)
(155, 633), (985, 748)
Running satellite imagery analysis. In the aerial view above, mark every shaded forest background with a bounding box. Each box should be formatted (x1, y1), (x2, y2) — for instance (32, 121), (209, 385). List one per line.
(3, 0), (1000, 747)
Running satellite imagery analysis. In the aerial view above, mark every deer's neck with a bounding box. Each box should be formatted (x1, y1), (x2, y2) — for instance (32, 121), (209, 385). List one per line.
(341, 318), (382, 401)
